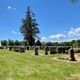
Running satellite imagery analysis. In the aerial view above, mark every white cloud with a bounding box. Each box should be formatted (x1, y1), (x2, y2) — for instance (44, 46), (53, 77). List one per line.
(7, 6), (11, 9)
(75, 28), (80, 36)
(41, 37), (47, 42)
(68, 31), (76, 37)
(70, 28), (75, 31)
(68, 27), (80, 37)
(12, 31), (20, 35)
(12, 31), (17, 34)
(49, 34), (66, 39)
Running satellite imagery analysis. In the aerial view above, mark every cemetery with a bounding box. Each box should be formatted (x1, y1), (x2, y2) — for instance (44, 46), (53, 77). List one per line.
(0, 1), (80, 79)
(0, 46), (80, 80)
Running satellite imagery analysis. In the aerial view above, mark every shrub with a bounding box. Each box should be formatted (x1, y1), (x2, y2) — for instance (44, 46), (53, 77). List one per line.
(0, 46), (4, 49)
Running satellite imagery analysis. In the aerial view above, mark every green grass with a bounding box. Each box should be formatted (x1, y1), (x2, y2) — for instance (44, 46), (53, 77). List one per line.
(0, 49), (80, 80)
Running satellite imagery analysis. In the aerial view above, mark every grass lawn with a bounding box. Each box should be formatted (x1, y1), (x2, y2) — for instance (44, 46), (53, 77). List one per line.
(0, 49), (80, 80)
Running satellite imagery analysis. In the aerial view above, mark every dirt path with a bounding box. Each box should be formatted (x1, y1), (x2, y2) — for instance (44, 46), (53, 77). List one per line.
(51, 54), (80, 62)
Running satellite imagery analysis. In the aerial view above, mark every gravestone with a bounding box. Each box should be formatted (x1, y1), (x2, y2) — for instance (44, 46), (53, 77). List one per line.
(34, 47), (38, 55)
(62, 47), (65, 53)
(4, 46), (6, 49)
(68, 48), (75, 61)
(13, 46), (19, 52)
(9, 47), (12, 51)
(27, 46), (29, 50)
(19, 47), (25, 53)
(13, 46), (17, 51)
(49, 47), (56, 54)
(29, 46), (31, 50)
(44, 47), (48, 55)
(57, 47), (62, 53)
(66, 46), (71, 51)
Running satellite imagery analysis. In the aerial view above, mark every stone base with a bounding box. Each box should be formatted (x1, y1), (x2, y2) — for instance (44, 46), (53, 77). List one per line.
(68, 57), (75, 61)
(44, 52), (48, 55)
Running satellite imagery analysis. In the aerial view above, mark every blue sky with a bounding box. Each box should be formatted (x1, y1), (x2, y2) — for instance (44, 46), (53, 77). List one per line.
(0, 0), (80, 42)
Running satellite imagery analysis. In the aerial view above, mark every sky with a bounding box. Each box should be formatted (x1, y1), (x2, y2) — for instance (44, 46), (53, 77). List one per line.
(0, 0), (80, 42)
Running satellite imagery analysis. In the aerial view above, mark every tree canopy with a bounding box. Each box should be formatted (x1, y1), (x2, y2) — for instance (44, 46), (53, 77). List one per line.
(20, 6), (40, 46)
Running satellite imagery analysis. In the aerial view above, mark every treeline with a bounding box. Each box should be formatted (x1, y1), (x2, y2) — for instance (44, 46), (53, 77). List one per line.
(0, 39), (42, 46)
(45, 39), (80, 46)
(1, 39), (80, 47)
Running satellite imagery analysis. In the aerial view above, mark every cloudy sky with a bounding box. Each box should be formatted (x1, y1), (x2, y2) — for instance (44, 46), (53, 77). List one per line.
(0, 0), (80, 42)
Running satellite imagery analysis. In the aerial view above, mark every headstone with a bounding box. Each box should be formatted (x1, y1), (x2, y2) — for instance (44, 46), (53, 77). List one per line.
(49, 47), (56, 54)
(62, 47), (65, 53)
(27, 46), (29, 50)
(34, 47), (38, 55)
(19, 47), (25, 53)
(68, 48), (75, 61)
(4, 46), (6, 49)
(29, 46), (31, 50)
(24, 46), (27, 50)
(9, 47), (12, 51)
(57, 47), (62, 53)
(13, 46), (19, 52)
(66, 46), (71, 51)
(13, 46), (16, 51)
(44, 47), (48, 55)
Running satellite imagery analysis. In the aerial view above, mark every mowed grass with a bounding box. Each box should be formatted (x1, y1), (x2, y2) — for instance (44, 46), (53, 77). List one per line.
(0, 49), (80, 80)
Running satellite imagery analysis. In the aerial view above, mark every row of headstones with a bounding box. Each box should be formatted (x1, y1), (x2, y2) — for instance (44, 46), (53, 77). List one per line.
(9, 47), (25, 53)
(8, 46), (75, 61)
(3, 45), (72, 50)
(8, 46), (70, 53)
(8, 46), (71, 53)
(34, 46), (75, 61)
(34, 46), (71, 55)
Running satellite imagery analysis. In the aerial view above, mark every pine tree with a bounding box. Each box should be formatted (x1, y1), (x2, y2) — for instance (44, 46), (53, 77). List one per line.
(20, 6), (40, 46)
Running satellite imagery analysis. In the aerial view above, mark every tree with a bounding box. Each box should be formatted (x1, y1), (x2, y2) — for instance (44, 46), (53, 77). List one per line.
(20, 41), (28, 46)
(35, 40), (42, 46)
(14, 40), (20, 46)
(8, 39), (14, 46)
(20, 6), (40, 46)
(1, 40), (7, 46)
(46, 42), (53, 46)
(76, 39), (80, 46)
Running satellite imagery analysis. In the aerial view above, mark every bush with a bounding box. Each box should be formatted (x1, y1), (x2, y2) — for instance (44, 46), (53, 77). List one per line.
(0, 46), (4, 49)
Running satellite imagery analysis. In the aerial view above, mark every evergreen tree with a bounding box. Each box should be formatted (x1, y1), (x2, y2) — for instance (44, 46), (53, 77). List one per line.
(35, 40), (42, 46)
(20, 6), (40, 46)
